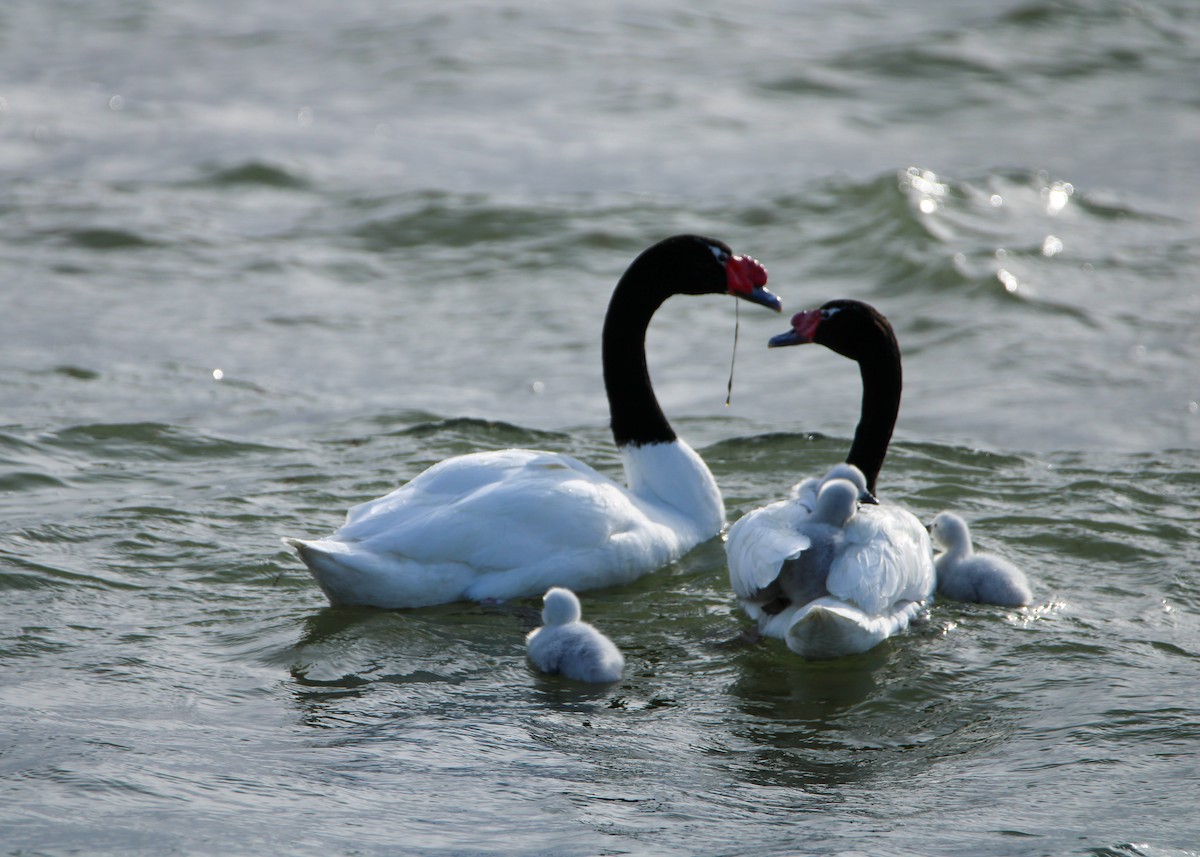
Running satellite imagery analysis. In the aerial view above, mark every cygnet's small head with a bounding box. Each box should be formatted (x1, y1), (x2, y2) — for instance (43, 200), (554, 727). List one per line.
(814, 478), (860, 526)
(541, 587), (583, 626)
(929, 511), (971, 551)
(823, 463), (876, 505)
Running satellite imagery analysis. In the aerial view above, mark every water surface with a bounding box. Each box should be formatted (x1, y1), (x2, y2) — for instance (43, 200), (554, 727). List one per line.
(2, 2), (1199, 855)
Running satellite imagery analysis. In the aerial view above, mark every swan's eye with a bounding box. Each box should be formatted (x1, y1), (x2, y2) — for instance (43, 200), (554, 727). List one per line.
(708, 244), (731, 265)
(821, 307), (841, 320)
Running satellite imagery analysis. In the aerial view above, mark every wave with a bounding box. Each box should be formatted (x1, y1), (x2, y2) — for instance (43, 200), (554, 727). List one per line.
(197, 161), (312, 190)
(42, 422), (284, 463)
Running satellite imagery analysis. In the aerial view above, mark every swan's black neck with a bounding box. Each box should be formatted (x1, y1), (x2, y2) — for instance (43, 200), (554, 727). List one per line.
(846, 352), (901, 496)
(601, 235), (754, 448)
(808, 300), (904, 496)
(602, 272), (676, 448)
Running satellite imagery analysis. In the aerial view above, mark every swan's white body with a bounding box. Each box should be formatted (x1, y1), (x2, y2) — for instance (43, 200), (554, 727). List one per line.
(930, 512), (1032, 607)
(284, 442), (723, 608)
(526, 587), (624, 683)
(727, 465), (935, 659)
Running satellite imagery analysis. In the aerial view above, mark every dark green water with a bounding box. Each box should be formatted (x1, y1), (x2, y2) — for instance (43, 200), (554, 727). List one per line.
(2, 1), (1199, 855)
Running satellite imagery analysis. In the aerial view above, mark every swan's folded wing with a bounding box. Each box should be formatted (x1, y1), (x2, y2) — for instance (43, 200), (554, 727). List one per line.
(345, 449), (606, 526)
(726, 502), (813, 599)
(825, 504), (934, 616)
(334, 449), (647, 571)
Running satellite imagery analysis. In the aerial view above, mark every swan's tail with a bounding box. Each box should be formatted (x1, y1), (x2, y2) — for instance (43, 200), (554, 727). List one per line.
(280, 536), (474, 609)
(785, 597), (925, 659)
(281, 537), (326, 573)
(280, 536), (362, 606)
(280, 537), (384, 604)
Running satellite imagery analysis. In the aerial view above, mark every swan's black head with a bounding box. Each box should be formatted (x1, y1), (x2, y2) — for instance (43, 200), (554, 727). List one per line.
(626, 235), (781, 311)
(767, 299), (901, 496)
(768, 299), (897, 361)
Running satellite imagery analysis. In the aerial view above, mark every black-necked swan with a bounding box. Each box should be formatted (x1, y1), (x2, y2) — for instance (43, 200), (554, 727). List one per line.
(929, 511), (1032, 606)
(526, 587), (624, 683)
(284, 235), (781, 608)
(725, 300), (935, 659)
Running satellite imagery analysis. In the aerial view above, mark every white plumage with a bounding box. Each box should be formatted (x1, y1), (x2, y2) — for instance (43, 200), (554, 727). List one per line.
(526, 587), (624, 683)
(930, 511), (1032, 607)
(728, 466), (934, 659)
(284, 444), (721, 608)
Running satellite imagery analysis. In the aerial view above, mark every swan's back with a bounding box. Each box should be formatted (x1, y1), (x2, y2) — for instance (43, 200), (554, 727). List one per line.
(727, 467), (866, 600)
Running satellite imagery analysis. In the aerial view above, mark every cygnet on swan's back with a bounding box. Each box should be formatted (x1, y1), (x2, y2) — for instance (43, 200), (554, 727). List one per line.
(789, 463), (874, 513)
(746, 478), (861, 614)
(929, 512), (1032, 607)
(526, 587), (625, 683)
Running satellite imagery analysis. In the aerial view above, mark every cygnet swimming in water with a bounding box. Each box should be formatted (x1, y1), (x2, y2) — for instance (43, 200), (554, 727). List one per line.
(526, 587), (625, 683)
(929, 512), (1032, 607)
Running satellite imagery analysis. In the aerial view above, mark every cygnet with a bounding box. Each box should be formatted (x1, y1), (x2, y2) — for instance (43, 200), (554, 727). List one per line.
(526, 587), (625, 683)
(789, 463), (875, 512)
(752, 478), (861, 614)
(929, 512), (1032, 607)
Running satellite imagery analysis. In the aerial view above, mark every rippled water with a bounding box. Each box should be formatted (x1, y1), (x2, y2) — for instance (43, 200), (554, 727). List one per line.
(3, 2), (1199, 855)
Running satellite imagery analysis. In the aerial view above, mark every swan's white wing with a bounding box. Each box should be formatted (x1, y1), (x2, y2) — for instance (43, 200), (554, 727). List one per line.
(338, 449), (659, 570)
(726, 500), (813, 599)
(825, 503), (935, 616)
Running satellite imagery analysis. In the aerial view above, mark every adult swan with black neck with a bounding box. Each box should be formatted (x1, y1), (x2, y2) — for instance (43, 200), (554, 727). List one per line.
(285, 235), (781, 609)
(725, 300), (935, 658)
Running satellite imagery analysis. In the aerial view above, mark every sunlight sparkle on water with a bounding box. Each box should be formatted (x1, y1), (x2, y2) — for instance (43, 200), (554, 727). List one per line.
(901, 166), (946, 213)
(212, 369), (224, 381)
(1041, 235), (1063, 256)
(1044, 181), (1073, 215)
